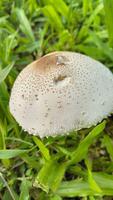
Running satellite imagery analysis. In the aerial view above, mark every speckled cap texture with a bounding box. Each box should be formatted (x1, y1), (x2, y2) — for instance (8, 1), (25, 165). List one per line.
(9, 51), (113, 137)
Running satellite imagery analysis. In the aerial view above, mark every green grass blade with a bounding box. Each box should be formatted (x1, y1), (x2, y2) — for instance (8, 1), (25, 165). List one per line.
(0, 62), (14, 84)
(56, 172), (113, 197)
(34, 160), (66, 193)
(50, 195), (62, 200)
(93, 172), (113, 195)
(89, 32), (113, 62)
(51, 162), (67, 192)
(51, 0), (69, 17)
(0, 149), (28, 159)
(87, 3), (103, 26)
(0, 120), (6, 150)
(85, 159), (102, 194)
(43, 0), (69, 17)
(21, 154), (40, 168)
(83, 0), (90, 16)
(3, 189), (19, 200)
(103, 0), (113, 47)
(89, 197), (96, 200)
(69, 121), (106, 165)
(56, 179), (92, 197)
(42, 5), (64, 31)
(0, 119), (10, 167)
(6, 137), (33, 147)
(0, 82), (9, 110)
(4, 32), (17, 63)
(33, 136), (51, 161)
(102, 135), (113, 161)
(19, 178), (31, 200)
(0, 172), (16, 200)
(15, 8), (35, 42)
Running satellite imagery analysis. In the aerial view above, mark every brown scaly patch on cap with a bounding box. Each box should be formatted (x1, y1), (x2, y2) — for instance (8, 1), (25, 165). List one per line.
(32, 52), (60, 73)
(31, 51), (69, 74)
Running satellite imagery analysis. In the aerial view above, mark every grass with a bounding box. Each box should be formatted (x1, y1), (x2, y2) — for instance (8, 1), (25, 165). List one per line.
(0, 0), (113, 199)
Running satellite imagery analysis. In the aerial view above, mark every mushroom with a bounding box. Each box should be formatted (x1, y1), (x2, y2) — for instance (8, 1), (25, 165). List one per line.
(9, 51), (113, 137)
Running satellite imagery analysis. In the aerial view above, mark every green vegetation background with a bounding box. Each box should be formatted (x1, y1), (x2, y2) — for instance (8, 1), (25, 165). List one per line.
(0, 0), (113, 199)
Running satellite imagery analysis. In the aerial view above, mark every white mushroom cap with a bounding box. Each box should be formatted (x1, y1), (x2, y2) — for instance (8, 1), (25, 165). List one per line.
(9, 51), (113, 137)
